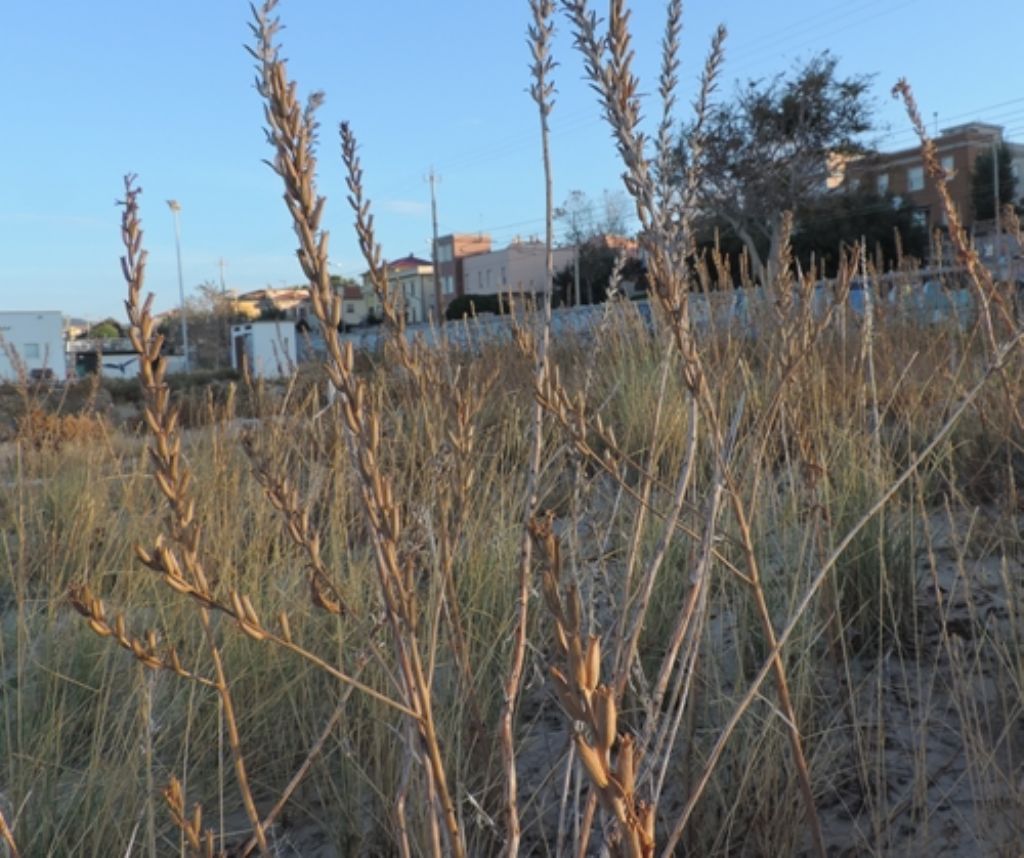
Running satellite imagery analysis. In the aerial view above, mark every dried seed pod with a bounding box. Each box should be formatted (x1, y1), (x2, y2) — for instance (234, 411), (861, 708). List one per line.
(553, 622), (569, 656)
(638, 800), (656, 850)
(163, 573), (193, 596)
(550, 666), (585, 722)
(584, 635), (601, 692)
(569, 636), (588, 692)
(241, 594), (261, 627)
(592, 685), (617, 755)
(542, 569), (562, 618)
(278, 611), (292, 643)
(88, 618), (111, 638)
(575, 738), (610, 790)
(230, 590), (246, 621)
(616, 734), (637, 795)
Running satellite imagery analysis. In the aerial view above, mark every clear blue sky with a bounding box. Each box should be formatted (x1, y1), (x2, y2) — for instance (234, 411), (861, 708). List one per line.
(2, 0), (1018, 320)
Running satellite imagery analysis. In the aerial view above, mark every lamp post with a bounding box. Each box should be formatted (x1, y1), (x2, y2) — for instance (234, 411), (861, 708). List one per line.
(166, 199), (191, 373)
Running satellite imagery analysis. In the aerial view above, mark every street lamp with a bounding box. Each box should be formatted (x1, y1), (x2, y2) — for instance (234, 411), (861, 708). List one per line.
(166, 199), (191, 373)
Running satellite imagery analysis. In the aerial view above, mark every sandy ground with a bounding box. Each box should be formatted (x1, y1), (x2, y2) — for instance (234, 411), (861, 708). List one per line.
(202, 504), (1024, 857)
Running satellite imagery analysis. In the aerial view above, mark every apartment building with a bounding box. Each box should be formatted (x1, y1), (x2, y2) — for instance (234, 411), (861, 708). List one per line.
(435, 233), (491, 300)
(841, 122), (1024, 234)
(462, 238), (574, 297)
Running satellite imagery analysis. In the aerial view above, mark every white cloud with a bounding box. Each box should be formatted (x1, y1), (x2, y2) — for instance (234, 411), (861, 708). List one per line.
(379, 199), (429, 217)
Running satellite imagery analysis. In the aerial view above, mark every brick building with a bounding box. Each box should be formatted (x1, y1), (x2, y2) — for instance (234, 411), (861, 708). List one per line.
(435, 233), (492, 300)
(841, 122), (1024, 235)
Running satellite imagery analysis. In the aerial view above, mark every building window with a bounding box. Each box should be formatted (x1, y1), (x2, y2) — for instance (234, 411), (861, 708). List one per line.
(907, 166), (924, 192)
(23, 343), (40, 359)
(346, 303), (355, 314)
(876, 173), (889, 194)
(501, 266), (506, 284)
(941, 155), (955, 178)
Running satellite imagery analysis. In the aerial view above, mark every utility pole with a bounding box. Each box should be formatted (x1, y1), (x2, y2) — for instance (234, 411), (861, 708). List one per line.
(427, 168), (443, 326)
(574, 233), (581, 306)
(993, 142), (1002, 261)
(218, 258), (228, 370)
(166, 200), (191, 374)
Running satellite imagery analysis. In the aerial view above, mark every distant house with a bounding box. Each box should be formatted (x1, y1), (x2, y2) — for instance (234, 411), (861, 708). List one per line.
(461, 238), (574, 298)
(229, 319), (298, 379)
(0, 311), (66, 381)
(362, 254), (436, 325)
(337, 282), (370, 327)
(231, 287), (312, 321)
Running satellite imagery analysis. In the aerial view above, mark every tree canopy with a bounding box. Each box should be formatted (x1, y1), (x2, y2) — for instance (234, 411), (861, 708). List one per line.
(681, 52), (874, 283)
(971, 143), (1019, 221)
(89, 318), (124, 339)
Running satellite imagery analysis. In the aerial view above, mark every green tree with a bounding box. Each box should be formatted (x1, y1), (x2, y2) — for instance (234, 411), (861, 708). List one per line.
(792, 189), (929, 275)
(971, 143), (1018, 221)
(681, 52), (873, 285)
(90, 318), (124, 338)
(174, 281), (236, 369)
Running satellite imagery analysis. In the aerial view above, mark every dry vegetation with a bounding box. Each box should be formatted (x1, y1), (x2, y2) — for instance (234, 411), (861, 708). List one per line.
(2, 1), (1024, 856)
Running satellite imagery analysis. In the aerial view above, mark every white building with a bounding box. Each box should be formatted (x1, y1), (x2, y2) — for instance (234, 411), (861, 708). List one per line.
(362, 255), (437, 325)
(230, 320), (299, 379)
(0, 311), (65, 381)
(462, 239), (574, 297)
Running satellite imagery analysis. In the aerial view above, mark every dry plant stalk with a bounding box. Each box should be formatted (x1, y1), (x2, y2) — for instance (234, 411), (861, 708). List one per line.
(74, 175), (407, 855)
(891, 80), (1016, 349)
(532, 514), (655, 857)
(249, 2), (465, 853)
(163, 777), (218, 858)
(0, 807), (19, 858)
(553, 4), (832, 854)
(241, 433), (349, 616)
(111, 175), (272, 857)
(68, 585), (216, 689)
(496, 3), (558, 854)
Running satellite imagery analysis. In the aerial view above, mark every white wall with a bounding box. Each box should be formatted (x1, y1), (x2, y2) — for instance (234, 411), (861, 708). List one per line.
(463, 243), (573, 296)
(0, 312), (66, 381)
(230, 321), (298, 378)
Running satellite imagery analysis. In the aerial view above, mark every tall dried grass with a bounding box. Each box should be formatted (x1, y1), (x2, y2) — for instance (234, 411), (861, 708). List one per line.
(1, 1), (1023, 857)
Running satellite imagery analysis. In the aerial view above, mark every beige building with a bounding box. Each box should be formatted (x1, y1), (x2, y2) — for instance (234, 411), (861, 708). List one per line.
(231, 287), (311, 321)
(436, 233), (492, 300)
(362, 255), (437, 325)
(841, 122), (1024, 235)
(338, 282), (369, 328)
(462, 238), (574, 297)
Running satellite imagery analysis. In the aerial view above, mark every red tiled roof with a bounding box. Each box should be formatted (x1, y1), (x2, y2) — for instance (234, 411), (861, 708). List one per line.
(387, 254), (431, 270)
